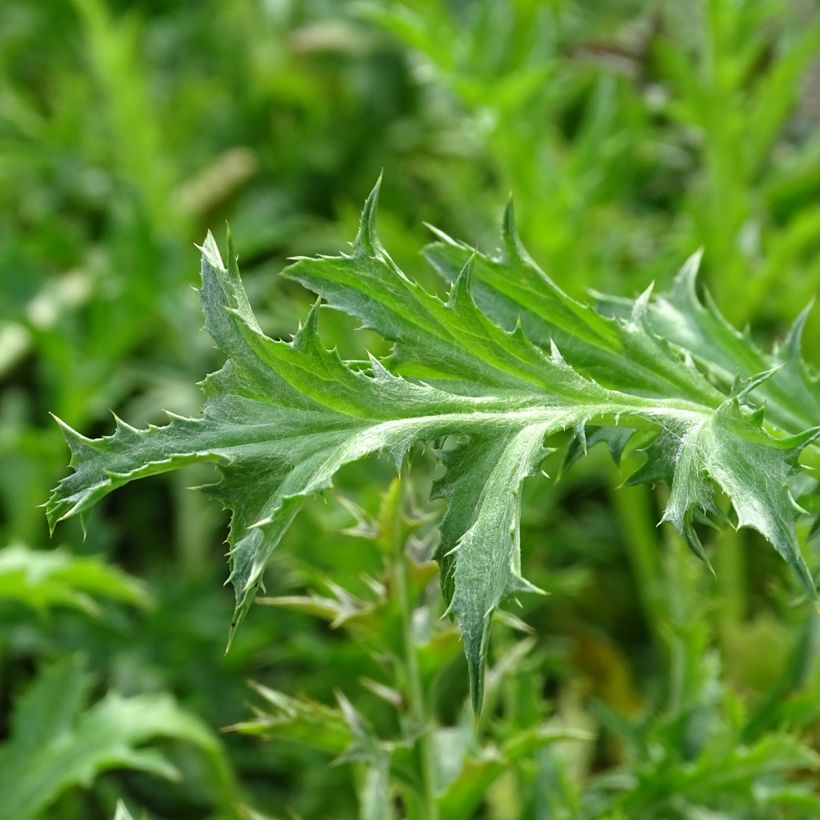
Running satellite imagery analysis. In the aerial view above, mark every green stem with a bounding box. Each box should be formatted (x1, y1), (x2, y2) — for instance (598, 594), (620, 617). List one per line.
(665, 529), (702, 716)
(610, 481), (665, 649)
(715, 527), (745, 645)
(381, 479), (438, 820)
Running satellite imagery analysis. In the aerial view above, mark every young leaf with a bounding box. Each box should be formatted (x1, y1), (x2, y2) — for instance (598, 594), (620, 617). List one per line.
(47, 181), (819, 712)
(0, 543), (149, 615)
(226, 682), (356, 754)
(0, 657), (228, 820)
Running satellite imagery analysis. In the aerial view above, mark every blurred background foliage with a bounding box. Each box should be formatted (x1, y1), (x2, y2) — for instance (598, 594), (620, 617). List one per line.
(1, 0), (820, 817)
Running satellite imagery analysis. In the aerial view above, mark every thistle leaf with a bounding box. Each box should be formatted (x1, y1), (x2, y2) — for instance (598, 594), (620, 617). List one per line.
(47, 182), (819, 711)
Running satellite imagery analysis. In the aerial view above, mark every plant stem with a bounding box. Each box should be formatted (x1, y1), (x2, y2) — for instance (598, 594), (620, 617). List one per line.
(396, 547), (439, 820)
(610, 480), (665, 649)
(715, 527), (745, 645)
(381, 479), (438, 820)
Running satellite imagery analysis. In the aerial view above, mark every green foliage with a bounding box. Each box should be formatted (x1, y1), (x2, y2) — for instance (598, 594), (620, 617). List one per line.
(0, 656), (234, 820)
(527, 589), (820, 818)
(48, 181), (819, 715)
(0, 543), (148, 615)
(228, 481), (590, 819)
(5, 0), (820, 816)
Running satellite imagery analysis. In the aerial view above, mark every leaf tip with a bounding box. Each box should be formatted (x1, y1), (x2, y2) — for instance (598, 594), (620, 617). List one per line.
(354, 174), (383, 257)
(293, 298), (322, 349)
(501, 195), (529, 263)
(783, 300), (814, 360)
(631, 283), (655, 323)
(197, 230), (225, 272)
(448, 253), (476, 307)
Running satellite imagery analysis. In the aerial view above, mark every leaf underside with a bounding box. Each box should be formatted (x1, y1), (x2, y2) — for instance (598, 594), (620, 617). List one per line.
(47, 179), (820, 712)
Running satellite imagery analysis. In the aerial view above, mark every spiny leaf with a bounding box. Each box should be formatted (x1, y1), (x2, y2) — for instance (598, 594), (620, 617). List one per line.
(47, 180), (819, 712)
(226, 682), (356, 754)
(645, 250), (820, 434)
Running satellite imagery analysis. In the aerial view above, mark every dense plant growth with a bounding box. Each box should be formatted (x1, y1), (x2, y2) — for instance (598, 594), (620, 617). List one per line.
(4, 0), (820, 817)
(47, 183), (820, 815)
